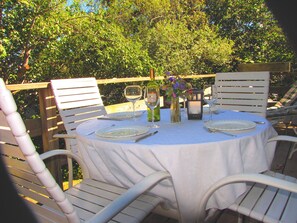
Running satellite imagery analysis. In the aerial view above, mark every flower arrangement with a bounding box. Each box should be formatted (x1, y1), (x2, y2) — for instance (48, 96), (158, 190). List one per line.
(161, 71), (192, 102)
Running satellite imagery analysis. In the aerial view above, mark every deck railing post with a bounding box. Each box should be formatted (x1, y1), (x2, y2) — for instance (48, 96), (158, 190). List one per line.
(38, 84), (63, 186)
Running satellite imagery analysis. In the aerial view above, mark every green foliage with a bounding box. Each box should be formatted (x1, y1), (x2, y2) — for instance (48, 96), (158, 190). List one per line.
(1, 0), (236, 84)
(205, 0), (295, 67)
(62, 161), (83, 181)
(1, 0), (69, 82)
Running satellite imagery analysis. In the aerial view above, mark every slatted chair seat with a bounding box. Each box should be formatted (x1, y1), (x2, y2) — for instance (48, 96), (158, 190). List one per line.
(65, 179), (163, 223)
(215, 71), (270, 117)
(198, 135), (297, 223)
(229, 171), (297, 223)
(0, 78), (172, 223)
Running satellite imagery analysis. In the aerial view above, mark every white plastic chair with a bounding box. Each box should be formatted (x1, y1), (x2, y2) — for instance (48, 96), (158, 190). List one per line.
(198, 135), (297, 223)
(215, 72), (270, 117)
(51, 77), (107, 154)
(51, 77), (107, 186)
(0, 78), (172, 223)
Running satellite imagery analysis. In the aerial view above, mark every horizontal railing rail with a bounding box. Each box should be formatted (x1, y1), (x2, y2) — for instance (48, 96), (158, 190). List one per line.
(6, 74), (215, 90)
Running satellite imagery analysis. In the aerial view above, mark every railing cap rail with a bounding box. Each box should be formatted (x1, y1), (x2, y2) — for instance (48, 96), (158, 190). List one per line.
(6, 74), (215, 91)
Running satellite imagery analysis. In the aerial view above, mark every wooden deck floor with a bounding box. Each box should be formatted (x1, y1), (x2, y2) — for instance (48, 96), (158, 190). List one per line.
(143, 123), (297, 223)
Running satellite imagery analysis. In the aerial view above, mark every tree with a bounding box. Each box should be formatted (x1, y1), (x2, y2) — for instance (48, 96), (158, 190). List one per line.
(0, 0), (72, 83)
(2, 0), (294, 85)
(205, 0), (295, 68)
(102, 0), (234, 75)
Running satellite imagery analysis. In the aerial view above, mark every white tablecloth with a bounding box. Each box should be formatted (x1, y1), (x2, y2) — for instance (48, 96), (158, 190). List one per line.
(76, 109), (278, 223)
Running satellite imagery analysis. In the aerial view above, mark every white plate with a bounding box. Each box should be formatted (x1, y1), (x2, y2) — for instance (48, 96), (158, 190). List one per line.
(95, 125), (150, 139)
(204, 120), (256, 131)
(107, 111), (144, 120)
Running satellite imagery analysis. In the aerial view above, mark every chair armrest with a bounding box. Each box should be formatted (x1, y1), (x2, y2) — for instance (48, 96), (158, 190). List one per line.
(267, 104), (297, 117)
(53, 133), (76, 139)
(88, 171), (172, 223)
(39, 149), (89, 178)
(197, 173), (297, 222)
(52, 133), (78, 188)
(268, 135), (297, 143)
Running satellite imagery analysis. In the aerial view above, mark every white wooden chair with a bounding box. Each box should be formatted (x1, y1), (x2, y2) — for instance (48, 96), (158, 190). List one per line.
(198, 135), (297, 223)
(0, 78), (172, 223)
(51, 77), (107, 154)
(215, 72), (270, 117)
(51, 77), (107, 186)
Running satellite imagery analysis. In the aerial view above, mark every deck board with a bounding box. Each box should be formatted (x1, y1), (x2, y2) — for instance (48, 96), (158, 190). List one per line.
(143, 123), (297, 223)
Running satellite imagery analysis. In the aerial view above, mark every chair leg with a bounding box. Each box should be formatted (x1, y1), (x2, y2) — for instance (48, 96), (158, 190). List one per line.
(65, 139), (73, 188)
(289, 127), (297, 159)
(238, 213), (252, 223)
(289, 142), (297, 159)
(237, 213), (243, 223)
(293, 126), (297, 135)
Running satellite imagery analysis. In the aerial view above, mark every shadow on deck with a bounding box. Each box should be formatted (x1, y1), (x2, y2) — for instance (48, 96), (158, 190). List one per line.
(143, 123), (297, 223)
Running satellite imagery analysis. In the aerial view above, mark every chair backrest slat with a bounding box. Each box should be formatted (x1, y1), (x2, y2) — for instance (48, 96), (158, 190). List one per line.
(15, 182), (60, 210)
(0, 142), (25, 159)
(57, 97), (103, 110)
(60, 106), (106, 118)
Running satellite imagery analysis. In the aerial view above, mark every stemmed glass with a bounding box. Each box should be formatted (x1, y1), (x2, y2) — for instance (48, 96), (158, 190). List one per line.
(180, 90), (188, 118)
(124, 85), (142, 119)
(144, 86), (160, 128)
(204, 85), (217, 121)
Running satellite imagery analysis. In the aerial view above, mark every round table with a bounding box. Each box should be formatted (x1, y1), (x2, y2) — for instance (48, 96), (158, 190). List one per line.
(76, 109), (278, 223)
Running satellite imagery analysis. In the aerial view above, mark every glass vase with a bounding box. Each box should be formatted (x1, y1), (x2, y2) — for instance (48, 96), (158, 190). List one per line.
(170, 97), (181, 123)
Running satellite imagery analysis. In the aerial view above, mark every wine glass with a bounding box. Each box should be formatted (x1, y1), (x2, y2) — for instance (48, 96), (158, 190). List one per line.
(204, 85), (217, 121)
(144, 86), (160, 128)
(180, 90), (188, 118)
(124, 85), (142, 119)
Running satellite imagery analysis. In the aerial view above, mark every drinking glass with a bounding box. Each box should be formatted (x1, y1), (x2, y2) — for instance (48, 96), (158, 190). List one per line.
(204, 85), (217, 121)
(180, 90), (188, 118)
(124, 85), (142, 119)
(144, 86), (160, 128)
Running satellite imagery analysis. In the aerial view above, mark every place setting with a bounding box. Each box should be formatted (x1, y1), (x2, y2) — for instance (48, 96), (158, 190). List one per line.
(203, 119), (257, 137)
(202, 85), (258, 137)
(94, 84), (161, 142)
(81, 118), (157, 142)
(94, 124), (158, 142)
